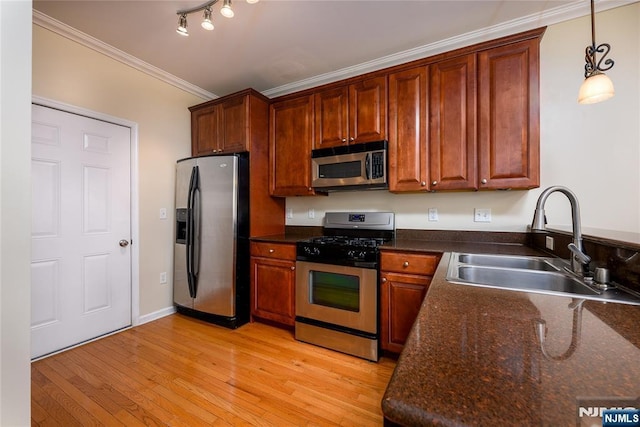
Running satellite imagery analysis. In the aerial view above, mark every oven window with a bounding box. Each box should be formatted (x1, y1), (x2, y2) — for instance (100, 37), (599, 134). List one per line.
(309, 271), (360, 312)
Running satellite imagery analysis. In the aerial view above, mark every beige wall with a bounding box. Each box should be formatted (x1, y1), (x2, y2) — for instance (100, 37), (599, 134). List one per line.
(1, 1), (33, 424)
(32, 25), (203, 318)
(287, 3), (640, 235)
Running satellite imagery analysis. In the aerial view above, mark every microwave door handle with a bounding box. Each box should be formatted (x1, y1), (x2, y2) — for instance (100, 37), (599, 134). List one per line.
(365, 153), (371, 180)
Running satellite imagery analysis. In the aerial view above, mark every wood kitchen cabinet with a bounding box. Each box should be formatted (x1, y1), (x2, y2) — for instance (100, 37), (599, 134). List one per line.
(190, 89), (261, 156)
(387, 29), (542, 193)
(429, 53), (477, 191)
(250, 241), (297, 327)
(388, 66), (429, 192)
(269, 94), (316, 197)
(477, 38), (540, 189)
(314, 75), (387, 149)
(380, 250), (441, 354)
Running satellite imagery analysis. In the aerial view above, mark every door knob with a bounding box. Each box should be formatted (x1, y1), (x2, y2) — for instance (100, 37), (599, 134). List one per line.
(119, 239), (130, 247)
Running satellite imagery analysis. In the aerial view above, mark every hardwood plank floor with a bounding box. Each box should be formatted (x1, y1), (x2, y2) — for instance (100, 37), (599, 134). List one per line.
(31, 314), (397, 426)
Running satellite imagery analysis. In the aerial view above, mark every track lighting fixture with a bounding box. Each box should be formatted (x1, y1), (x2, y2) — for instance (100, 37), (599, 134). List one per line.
(176, 0), (257, 36)
(577, 0), (615, 104)
(176, 13), (188, 36)
(201, 6), (214, 31)
(220, 0), (235, 18)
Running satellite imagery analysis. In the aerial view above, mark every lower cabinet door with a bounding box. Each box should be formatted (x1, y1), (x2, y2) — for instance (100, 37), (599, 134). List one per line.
(380, 272), (432, 353)
(250, 256), (296, 326)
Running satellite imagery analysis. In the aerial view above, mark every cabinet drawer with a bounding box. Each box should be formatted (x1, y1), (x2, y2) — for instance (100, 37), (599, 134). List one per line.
(250, 241), (296, 260)
(380, 251), (440, 275)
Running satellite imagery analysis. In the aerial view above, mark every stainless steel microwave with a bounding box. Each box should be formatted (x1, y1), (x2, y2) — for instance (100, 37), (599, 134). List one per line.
(311, 141), (388, 191)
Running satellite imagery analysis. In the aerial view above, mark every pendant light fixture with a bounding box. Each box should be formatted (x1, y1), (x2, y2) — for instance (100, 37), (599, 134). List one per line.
(176, 0), (257, 36)
(577, 0), (615, 104)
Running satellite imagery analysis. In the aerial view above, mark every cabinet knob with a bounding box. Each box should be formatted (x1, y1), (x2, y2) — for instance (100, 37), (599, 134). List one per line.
(403, 261), (409, 267)
(349, 137), (355, 142)
(420, 181), (426, 187)
(219, 148), (223, 152)
(269, 249), (275, 253)
(212, 149), (218, 153)
(481, 178), (488, 184)
(381, 277), (387, 283)
(291, 266), (296, 271)
(342, 138), (347, 143)
(432, 181), (438, 186)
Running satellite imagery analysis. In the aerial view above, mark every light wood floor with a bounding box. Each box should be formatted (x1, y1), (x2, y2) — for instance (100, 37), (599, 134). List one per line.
(31, 314), (397, 426)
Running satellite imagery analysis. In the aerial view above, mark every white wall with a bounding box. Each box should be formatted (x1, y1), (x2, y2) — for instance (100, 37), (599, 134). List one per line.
(1, 1), (33, 425)
(32, 25), (203, 318)
(286, 3), (640, 235)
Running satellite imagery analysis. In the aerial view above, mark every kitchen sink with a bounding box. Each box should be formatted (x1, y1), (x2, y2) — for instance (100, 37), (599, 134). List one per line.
(456, 253), (562, 272)
(446, 253), (640, 305)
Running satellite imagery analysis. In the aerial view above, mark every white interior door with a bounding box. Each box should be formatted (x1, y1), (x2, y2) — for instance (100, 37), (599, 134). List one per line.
(31, 104), (132, 359)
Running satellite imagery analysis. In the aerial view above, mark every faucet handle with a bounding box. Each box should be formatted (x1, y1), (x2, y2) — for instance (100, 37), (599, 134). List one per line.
(568, 243), (591, 265)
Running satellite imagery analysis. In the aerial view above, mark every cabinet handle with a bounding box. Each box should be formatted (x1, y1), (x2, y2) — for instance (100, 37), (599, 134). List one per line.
(481, 178), (488, 184)
(291, 266), (296, 271)
(420, 181), (426, 187)
(381, 277), (387, 283)
(269, 249), (275, 253)
(403, 261), (409, 267)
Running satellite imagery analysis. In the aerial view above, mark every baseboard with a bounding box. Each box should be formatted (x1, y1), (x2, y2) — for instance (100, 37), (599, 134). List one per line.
(136, 306), (176, 326)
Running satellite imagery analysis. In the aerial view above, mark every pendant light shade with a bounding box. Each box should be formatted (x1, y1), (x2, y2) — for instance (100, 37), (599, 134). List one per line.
(578, 73), (615, 104)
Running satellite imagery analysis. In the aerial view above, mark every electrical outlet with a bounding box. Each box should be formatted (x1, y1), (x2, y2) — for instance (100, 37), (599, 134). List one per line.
(160, 272), (167, 284)
(286, 208), (293, 219)
(308, 208), (315, 219)
(159, 208), (167, 219)
(545, 236), (554, 250)
(428, 208), (439, 221)
(474, 208), (492, 222)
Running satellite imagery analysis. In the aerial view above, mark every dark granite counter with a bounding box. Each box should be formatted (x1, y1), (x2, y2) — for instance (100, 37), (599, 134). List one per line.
(382, 252), (640, 426)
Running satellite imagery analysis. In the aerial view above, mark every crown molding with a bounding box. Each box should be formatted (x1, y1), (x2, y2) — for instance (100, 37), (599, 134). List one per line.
(263, 0), (636, 98)
(32, 10), (218, 101)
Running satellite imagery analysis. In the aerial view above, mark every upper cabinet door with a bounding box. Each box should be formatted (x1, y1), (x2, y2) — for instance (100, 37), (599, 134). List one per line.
(388, 66), (429, 192)
(270, 95), (316, 197)
(429, 54), (478, 191)
(218, 95), (249, 154)
(191, 105), (219, 156)
(478, 39), (540, 190)
(349, 75), (387, 144)
(314, 86), (349, 150)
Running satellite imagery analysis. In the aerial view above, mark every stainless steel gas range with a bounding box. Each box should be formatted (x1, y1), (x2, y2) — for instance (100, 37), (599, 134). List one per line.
(295, 212), (395, 361)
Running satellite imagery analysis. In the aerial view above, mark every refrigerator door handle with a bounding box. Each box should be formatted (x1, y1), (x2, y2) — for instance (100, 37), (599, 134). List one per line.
(186, 165), (200, 299)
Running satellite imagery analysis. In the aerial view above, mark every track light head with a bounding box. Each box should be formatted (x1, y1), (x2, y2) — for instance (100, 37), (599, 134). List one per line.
(176, 13), (188, 36)
(221, 0), (234, 18)
(201, 6), (214, 30)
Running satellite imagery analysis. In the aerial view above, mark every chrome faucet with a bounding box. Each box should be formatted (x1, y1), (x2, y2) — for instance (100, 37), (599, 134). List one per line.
(531, 186), (591, 276)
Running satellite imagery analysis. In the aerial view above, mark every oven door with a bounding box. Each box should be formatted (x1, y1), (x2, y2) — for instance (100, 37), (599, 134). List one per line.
(295, 261), (377, 334)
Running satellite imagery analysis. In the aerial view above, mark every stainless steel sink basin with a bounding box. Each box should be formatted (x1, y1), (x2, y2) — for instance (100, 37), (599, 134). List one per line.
(456, 265), (598, 296)
(446, 252), (640, 305)
(456, 253), (562, 272)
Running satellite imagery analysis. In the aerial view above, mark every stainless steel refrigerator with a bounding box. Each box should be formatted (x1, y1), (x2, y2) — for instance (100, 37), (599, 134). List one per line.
(173, 153), (250, 328)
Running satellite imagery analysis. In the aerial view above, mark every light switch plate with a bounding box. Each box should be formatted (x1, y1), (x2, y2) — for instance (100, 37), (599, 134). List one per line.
(546, 236), (554, 250)
(428, 208), (439, 221)
(308, 208), (315, 219)
(286, 208), (293, 219)
(159, 208), (167, 219)
(474, 208), (492, 222)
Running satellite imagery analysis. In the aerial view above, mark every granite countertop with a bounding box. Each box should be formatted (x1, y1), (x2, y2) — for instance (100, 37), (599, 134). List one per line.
(382, 252), (640, 426)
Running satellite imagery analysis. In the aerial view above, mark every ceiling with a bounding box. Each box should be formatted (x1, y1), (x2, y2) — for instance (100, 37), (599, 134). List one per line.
(32, 0), (631, 100)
